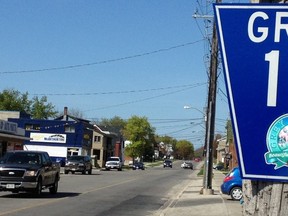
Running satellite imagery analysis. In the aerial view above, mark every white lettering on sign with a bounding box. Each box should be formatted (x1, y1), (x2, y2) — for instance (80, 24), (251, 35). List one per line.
(265, 50), (279, 107)
(275, 12), (288, 42)
(248, 11), (288, 43)
(248, 12), (269, 43)
(248, 11), (288, 107)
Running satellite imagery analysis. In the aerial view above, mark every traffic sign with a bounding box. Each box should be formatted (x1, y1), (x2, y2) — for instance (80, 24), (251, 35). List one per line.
(214, 4), (288, 181)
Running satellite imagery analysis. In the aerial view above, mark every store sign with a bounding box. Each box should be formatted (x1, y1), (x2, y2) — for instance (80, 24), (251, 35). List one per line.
(214, 4), (288, 181)
(0, 120), (17, 134)
(30, 133), (66, 143)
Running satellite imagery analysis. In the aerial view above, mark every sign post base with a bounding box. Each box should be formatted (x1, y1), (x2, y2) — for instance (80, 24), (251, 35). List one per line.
(202, 188), (214, 195)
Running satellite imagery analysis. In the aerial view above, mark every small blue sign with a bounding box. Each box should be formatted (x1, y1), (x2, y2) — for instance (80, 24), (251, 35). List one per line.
(214, 4), (288, 181)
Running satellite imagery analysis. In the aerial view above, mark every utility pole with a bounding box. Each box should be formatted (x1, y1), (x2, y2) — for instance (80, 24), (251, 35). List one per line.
(202, 0), (221, 195)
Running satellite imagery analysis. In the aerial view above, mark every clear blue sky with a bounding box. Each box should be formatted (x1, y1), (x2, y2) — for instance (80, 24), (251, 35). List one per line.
(0, 0), (248, 149)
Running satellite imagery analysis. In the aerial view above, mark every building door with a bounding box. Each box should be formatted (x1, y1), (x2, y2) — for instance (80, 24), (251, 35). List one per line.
(0, 141), (7, 157)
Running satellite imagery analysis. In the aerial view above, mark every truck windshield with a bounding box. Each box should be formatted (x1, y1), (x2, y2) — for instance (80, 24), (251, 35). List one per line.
(0, 152), (41, 165)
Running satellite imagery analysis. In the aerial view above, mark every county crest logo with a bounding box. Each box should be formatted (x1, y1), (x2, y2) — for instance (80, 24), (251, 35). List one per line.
(265, 114), (288, 169)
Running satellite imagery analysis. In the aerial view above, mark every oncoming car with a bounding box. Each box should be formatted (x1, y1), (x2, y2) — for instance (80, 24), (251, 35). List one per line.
(163, 159), (173, 168)
(132, 162), (145, 170)
(105, 157), (122, 171)
(64, 155), (92, 175)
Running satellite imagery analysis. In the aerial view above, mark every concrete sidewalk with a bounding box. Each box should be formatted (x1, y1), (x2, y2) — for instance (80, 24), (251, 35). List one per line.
(155, 164), (243, 216)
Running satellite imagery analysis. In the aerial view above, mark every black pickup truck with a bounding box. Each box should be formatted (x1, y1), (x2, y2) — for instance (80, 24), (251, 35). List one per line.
(0, 150), (60, 195)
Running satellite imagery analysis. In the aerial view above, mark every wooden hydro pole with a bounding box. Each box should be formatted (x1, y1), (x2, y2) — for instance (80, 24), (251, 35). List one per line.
(202, 0), (221, 195)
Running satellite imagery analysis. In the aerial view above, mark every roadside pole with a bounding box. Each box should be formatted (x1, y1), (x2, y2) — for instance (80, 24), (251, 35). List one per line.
(202, 0), (221, 195)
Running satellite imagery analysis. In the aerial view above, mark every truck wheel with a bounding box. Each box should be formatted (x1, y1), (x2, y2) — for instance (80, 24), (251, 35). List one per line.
(49, 178), (58, 194)
(64, 170), (69, 174)
(88, 168), (92, 175)
(34, 179), (42, 195)
(118, 167), (122, 171)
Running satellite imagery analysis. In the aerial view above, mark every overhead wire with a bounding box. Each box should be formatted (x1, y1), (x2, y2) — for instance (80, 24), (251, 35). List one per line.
(83, 85), (203, 112)
(32, 83), (205, 96)
(0, 40), (205, 75)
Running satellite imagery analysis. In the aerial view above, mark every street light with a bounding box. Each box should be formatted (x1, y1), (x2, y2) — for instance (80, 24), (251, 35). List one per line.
(184, 105), (207, 122)
(184, 104), (213, 195)
(183, 105), (205, 115)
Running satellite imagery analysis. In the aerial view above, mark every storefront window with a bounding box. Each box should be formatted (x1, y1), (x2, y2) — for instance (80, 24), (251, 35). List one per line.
(65, 125), (75, 133)
(25, 124), (40, 131)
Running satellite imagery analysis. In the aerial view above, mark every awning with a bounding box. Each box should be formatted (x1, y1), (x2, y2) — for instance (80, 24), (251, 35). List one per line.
(0, 132), (31, 141)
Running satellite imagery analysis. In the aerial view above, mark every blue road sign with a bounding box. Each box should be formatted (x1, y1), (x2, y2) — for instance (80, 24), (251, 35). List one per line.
(214, 4), (288, 181)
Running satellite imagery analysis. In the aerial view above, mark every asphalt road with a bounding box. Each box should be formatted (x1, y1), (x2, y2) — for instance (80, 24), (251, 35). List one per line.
(0, 161), (197, 216)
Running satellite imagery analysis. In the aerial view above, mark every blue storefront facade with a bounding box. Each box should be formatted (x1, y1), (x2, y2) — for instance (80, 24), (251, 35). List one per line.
(8, 109), (93, 165)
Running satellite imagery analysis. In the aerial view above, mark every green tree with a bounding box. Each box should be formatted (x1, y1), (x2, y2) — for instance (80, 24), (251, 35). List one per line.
(98, 116), (127, 135)
(155, 135), (177, 158)
(0, 89), (57, 119)
(122, 116), (155, 161)
(0, 89), (31, 112)
(31, 96), (58, 119)
(176, 140), (194, 160)
(226, 119), (233, 143)
(124, 141), (143, 161)
(155, 135), (177, 147)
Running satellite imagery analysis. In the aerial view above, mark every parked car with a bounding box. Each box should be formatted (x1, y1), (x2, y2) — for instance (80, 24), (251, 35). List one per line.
(181, 161), (193, 169)
(221, 167), (243, 201)
(163, 159), (173, 168)
(52, 157), (65, 167)
(213, 164), (224, 170)
(64, 155), (92, 174)
(128, 160), (134, 168)
(105, 157), (122, 171)
(132, 162), (145, 170)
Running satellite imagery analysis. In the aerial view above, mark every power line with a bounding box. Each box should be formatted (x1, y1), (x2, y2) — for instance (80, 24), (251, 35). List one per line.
(83, 85), (199, 112)
(32, 83), (206, 96)
(149, 118), (204, 124)
(0, 40), (205, 75)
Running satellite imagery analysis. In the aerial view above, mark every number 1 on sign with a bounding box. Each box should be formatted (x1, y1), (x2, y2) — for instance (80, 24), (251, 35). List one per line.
(265, 50), (279, 107)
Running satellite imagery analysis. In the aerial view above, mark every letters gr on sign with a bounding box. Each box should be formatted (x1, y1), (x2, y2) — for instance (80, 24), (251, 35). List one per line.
(214, 4), (288, 181)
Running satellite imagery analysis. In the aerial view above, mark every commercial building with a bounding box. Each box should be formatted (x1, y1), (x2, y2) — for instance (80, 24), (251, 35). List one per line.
(1, 108), (123, 168)
(6, 108), (93, 164)
(0, 111), (31, 157)
(92, 124), (122, 167)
